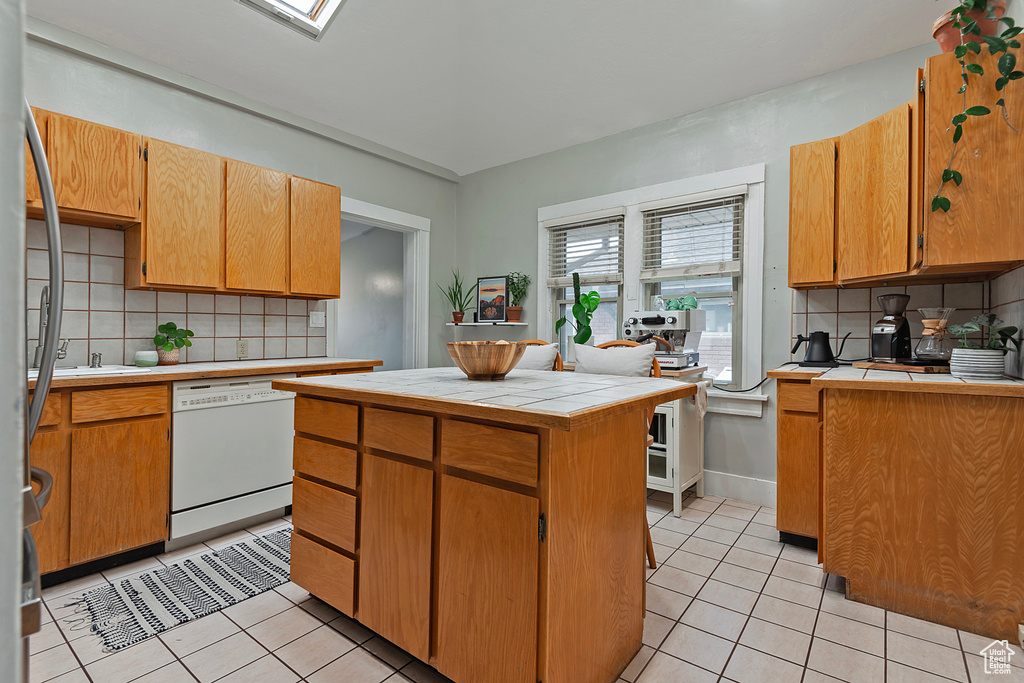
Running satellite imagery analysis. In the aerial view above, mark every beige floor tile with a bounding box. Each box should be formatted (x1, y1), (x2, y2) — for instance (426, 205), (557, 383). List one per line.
(762, 575), (823, 609)
(723, 546), (777, 574)
(751, 594), (818, 634)
(649, 526), (688, 549)
(46, 670), (90, 683)
(654, 515), (699, 536)
(710, 563), (768, 593)
(966, 653), (1024, 682)
(779, 544), (820, 566)
(204, 529), (255, 550)
(307, 647), (395, 683)
(652, 542), (675, 560)
(217, 654), (299, 683)
(752, 510), (777, 526)
(716, 505), (756, 522)
(363, 636), (413, 669)
(677, 508), (712, 524)
(742, 522), (780, 540)
(221, 588), (293, 629)
(818, 588), (885, 627)
(704, 514), (749, 533)
(724, 499), (760, 511)
(160, 611), (240, 658)
(960, 630), (1024, 667)
(646, 510), (665, 527)
(275, 624), (355, 677)
(84, 637), (176, 683)
(771, 559), (826, 587)
(647, 565), (706, 596)
(680, 599), (748, 641)
(680, 536), (730, 561)
(398, 660), (454, 683)
(329, 615), (374, 644)
(701, 494), (725, 503)
(660, 623), (733, 673)
(42, 573), (107, 602)
(68, 631), (112, 666)
(274, 581), (311, 605)
(807, 638), (884, 683)
(29, 642), (79, 683)
(887, 661), (965, 682)
(887, 611), (960, 649)
(644, 584), (692, 620)
(813, 611), (885, 657)
(181, 632), (267, 683)
(723, 644), (804, 683)
(684, 497), (720, 513)
(739, 618), (811, 664)
(886, 631), (968, 682)
(157, 543), (210, 566)
(29, 621), (64, 656)
(300, 596), (342, 623)
(619, 645), (656, 682)
(102, 556), (163, 582)
(734, 534), (784, 557)
(636, 652), (718, 683)
(646, 497), (672, 514)
(692, 524), (740, 546)
(642, 611), (675, 649)
(801, 671), (846, 683)
(665, 549), (719, 577)
(247, 605), (321, 651)
(695, 579), (759, 614)
(245, 517), (292, 536)
(131, 660), (200, 682)
(46, 598), (94, 643)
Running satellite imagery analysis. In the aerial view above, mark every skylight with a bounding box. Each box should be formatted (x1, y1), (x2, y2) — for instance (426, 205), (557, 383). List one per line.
(237, 0), (345, 41)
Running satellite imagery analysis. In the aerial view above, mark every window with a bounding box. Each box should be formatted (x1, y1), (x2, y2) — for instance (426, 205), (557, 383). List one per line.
(237, 0), (346, 40)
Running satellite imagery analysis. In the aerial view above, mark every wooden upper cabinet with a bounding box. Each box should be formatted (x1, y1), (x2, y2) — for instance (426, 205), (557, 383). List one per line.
(25, 108), (47, 205)
(924, 47), (1024, 268)
(143, 139), (224, 289)
(290, 176), (341, 299)
(789, 138), (837, 288)
(226, 159), (289, 293)
(837, 103), (912, 282)
(48, 113), (141, 222)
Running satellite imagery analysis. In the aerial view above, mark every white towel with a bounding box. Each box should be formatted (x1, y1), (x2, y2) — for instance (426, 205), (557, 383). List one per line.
(694, 381), (708, 420)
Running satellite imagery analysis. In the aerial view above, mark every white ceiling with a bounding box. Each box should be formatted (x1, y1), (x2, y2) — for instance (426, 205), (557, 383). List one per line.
(26, 0), (942, 175)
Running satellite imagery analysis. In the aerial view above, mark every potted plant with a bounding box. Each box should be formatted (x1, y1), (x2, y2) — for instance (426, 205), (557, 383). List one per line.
(948, 313), (1021, 379)
(438, 269), (476, 323)
(153, 321), (194, 365)
(506, 272), (530, 322)
(554, 272), (602, 344)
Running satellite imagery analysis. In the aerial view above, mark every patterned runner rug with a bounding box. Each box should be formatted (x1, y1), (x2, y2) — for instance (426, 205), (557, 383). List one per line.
(66, 527), (291, 651)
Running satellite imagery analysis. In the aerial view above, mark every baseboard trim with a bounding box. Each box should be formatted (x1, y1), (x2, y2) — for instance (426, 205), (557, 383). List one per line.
(703, 469), (777, 509)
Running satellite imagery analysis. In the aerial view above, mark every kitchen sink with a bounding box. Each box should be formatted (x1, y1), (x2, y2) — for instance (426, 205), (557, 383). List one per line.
(28, 365), (153, 378)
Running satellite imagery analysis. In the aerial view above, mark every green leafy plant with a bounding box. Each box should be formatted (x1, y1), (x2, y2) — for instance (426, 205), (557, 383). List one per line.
(554, 272), (602, 344)
(507, 272), (531, 307)
(949, 313), (1021, 352)
(437, 269), (477, 312)
(153, 321), (194, 352)
(932, 0), (1022, 212)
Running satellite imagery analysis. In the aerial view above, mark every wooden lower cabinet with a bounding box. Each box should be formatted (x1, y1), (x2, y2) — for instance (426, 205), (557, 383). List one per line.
(69, 417), (170, 565)
(291, 532), (355, 616)
(775, 376), (822, 540)
(29, 430), (69, 574)
(436, 475), (539, 683)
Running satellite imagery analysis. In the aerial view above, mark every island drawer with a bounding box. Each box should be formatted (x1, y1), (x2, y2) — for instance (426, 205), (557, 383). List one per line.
(293, 436), (357, 490)
(290, 532), (355, 616)
(292, 477), (357, 552)
(294, 397), (358, 444)
(71, 385), (167, 424)
(363, 407), (434, 461)
(441, 420), (539, 487)
(778, 381), (820, 414)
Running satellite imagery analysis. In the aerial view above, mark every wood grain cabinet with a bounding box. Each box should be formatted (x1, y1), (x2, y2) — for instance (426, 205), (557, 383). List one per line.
(25, 107), (47, 206)
(788, 138), (837, 288)
(289, 176), (341, 298)
(775, 378), (821, 540)
(226, 159), (289, 293)
(30, 429), (69, 575)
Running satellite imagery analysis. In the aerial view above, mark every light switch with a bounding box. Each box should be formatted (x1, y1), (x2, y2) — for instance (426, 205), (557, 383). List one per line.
(309, 311), (326, 328)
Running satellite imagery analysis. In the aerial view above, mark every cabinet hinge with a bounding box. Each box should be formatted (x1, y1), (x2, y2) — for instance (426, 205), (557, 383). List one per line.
(538, 514), (547, 542)
(143, 147), (148, 162)
(142, 261), (147, 276)
(918, 235), (924, 248)
(919, 78), (926, 94)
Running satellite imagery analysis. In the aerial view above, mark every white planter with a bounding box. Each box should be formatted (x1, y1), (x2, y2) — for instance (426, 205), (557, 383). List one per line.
(949, 347), (1006, 380)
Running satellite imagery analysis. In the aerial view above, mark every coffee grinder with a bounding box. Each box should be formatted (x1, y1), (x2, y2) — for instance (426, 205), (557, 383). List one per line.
(871, 294), (912, 363)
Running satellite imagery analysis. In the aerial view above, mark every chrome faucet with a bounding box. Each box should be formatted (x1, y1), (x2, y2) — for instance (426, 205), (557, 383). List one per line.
(31, 286), (68, 368)
(90, 352), (102, 369)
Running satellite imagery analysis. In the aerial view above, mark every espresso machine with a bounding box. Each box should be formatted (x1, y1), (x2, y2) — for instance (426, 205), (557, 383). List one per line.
(871, 294), (913, 362)
(622, 309), (706, 368)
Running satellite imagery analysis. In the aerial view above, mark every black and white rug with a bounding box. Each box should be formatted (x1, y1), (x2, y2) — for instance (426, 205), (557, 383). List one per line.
(67, 527), (292, 652)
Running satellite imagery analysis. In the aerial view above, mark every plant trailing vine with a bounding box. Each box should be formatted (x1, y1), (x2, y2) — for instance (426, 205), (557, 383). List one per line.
(933, 0), (1023, 212)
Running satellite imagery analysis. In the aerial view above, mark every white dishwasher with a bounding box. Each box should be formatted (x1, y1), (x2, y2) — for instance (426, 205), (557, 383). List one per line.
(171, 374), (296, 540)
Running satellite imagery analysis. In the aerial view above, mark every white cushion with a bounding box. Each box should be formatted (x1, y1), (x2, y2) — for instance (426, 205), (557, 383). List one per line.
(515, 344), (558, 371)
(574, 343), (655, 377)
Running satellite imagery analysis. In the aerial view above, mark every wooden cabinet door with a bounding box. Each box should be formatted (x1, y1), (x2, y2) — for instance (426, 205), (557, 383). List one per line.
(25, 108), (47, 205)
(777, 409), (819, 539)
(837, 104), (911, 282)
(69, 418), (169, 565)
(29, 430), (69, 574)
(358, 454), (433, 660)
(48, 113), (141, 220)
(789, 138), (837, 287)
(437, 475), (538, 683)
(289, 177), (340, 298)
(226, 159), (288, 293)
(145, 139), (224, 289)
(924, 48), (1024, 267)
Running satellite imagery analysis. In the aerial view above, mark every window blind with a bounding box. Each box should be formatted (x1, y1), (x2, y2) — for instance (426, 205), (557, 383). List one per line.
(641, 196), (744, 281)
(547, 215), (625, 288)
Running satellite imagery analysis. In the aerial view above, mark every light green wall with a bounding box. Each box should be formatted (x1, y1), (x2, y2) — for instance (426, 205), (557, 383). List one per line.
(456, 43), (941, 484)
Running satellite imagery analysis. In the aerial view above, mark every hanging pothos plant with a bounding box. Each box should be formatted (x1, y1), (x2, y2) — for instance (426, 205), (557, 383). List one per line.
(932, 0), (1022, 212)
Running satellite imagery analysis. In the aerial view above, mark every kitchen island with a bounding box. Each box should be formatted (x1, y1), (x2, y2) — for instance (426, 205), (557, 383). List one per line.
(273, 367), (697, 683)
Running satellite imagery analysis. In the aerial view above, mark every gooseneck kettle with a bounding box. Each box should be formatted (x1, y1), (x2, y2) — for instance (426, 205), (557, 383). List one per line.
(791, 330), (851, 367)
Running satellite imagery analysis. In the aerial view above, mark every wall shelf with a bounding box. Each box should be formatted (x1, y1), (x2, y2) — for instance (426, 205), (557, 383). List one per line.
(445, 322), (528, 326)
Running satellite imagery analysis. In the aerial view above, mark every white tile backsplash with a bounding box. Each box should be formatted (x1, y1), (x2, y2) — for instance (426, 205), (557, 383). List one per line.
(806, 289), (838, 314)
(89, 227), (123, 257)
(837, 288), (870, 313)
(158, 292), (188, 313)
(215, 295), (240, 314)
(89, 284), (124, 311)
(90, 255), (124, 284)
(90, 311), (124, 338)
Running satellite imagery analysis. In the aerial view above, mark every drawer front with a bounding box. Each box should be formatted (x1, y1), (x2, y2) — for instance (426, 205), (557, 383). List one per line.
(31, 392), (61, 427)
(291, 532), (355, 616)
(441, 420), (539, 488)
(778, 380), (820, 414)
(72, 385), (167, 424)
(294, 397), (358, 444)
(364, 407), (434, 461)
(292, 476), (357, 552)
(293, 436), (357, 490)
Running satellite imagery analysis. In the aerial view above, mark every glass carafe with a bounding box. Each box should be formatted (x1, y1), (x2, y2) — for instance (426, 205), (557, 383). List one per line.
(915, 307), (955, 361)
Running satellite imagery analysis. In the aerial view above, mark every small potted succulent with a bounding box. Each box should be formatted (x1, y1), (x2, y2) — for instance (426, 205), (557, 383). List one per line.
(948, 313), (1020, 379)
(506, 272), (530, 323)
(438, 269), (476, 324)
(555, 272), (601, 345)
(153, 321), (194, 365)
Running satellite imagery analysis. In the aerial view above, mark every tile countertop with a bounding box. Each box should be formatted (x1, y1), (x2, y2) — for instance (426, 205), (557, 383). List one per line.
(274, 367), (698, 431)
(810, 365), (1024, 398)
(29, 357), (383, 390)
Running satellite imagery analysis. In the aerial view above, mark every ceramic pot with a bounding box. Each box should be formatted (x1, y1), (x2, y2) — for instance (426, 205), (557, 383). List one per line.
(933, 0), (1006, 53)
(134, 350), (159, 367)
(452, 311), (465, 324)
(157, 347), (180, 366)
(950, 347), (1005, 379)
(506, 306), (523, 322)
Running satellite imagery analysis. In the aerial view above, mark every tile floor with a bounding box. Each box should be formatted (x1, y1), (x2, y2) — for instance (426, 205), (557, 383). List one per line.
(30, 495), (1018, 683)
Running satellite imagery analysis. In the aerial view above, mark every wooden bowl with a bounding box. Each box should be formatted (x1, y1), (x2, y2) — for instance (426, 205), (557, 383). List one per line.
(447, 341), (527, 381)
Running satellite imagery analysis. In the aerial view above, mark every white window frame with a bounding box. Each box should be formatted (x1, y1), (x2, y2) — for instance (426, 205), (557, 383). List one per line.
(537, 164), (767, 417)
(237, 0), (346, 41)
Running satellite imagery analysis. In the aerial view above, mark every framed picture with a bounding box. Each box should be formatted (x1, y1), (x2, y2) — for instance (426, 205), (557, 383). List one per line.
(476, 276), (508, 322)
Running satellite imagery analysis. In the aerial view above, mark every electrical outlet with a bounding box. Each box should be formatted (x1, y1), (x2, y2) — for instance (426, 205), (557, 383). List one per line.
(309, 311), (326, 328)
(236, 339), (249, 359)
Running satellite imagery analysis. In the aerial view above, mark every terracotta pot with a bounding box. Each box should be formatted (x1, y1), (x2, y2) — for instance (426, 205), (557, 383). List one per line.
(933, 0), (1007, 53)
(157, 347), (180, 365)
(452, 311), (465, 324)
(506, 306), (523, 322)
